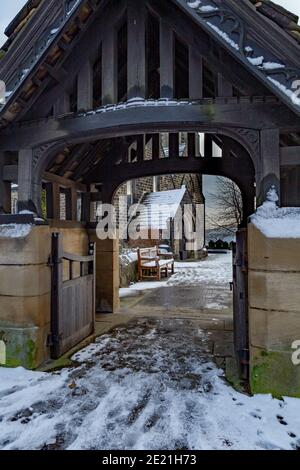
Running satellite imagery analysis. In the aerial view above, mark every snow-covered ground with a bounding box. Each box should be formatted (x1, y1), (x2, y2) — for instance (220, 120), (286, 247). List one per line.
(0, 318), (300, 450)
(1, 250), (299, 450)
(120, 252), (232, 298)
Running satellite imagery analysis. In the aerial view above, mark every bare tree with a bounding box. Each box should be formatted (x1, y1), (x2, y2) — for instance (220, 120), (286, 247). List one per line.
(208, 177), (243, 230)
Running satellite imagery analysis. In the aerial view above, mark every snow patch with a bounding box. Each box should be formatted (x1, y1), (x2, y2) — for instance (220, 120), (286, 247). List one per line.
(187, 1), (202, 8)
(261, 62), (285, 71)
(0, 224), (32, 239)
(248, 56), (264, 66)
(267, 77), (300, 107)
(120, 252), (233, 299)
(207, 22), (239, 50)
(251, 186), (300, 238)
(120, 249), (138, 266)
(1, 320), (300, 450)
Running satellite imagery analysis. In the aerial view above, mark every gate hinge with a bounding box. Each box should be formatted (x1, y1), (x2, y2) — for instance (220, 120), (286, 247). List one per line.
(239, 348), (250, 365)
(47, 333), (62, 346)
(47, 255), (54, 268)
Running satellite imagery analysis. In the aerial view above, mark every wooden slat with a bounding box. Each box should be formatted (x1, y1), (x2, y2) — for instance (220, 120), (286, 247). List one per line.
(51, 233), (95, 358)
(189, 48), (203, 100)
(232, 229), (249, 380)
(280, 146), (300, 166)
(62, 252), (94, 263)
(160, 18), (174, 99)
(127, 0), (146, 99)
(3, 164), (18, 183)
(43, 171), (87, 192)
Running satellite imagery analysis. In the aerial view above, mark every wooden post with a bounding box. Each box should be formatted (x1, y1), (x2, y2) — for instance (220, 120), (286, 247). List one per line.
(18, 149), (42, 213)
(0, 152), (11, 213)
(152, 134), (160, 160)
(217, 73), (233, 98)
(188, 133), (196, 157)
(136, 135), (145, 162)
(78, 60), (93, 110)
(160, 19), (174, 99)
(204, 135), (213, 158)
(258, 128), (281, 205)
(127, 0), (146, 99)
(50, 232), (63, 359)
(189, 49), (203, 100)
(53, 91), (70, 115)
(64, 188), (72, 221)
(45, 182), (54, 219)
(81, 192), (91, 222)
(102, 21), (117, 105)
(18, 149), (33, 203)
(45, 182), (60, 220)
(71, 187), (78, 221)
(169, 133), (179, 158)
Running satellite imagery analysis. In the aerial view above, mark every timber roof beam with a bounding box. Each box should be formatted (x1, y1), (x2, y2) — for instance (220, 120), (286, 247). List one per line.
(0, 98), (297, 151)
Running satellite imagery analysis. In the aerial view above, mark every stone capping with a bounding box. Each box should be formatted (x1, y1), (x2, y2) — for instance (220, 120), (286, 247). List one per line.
(248, 221), (300, 397)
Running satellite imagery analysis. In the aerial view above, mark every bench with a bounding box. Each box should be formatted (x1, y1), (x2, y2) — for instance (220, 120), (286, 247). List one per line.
(137, 246), (175, 281)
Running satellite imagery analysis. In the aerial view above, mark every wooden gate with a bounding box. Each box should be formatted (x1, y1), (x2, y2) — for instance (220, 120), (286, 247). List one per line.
(50, 233), (96, 359)
(232, 228), (249, 380)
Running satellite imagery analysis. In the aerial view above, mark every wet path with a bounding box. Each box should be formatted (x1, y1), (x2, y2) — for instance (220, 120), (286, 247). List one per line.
(1, 253), (300, 450)
(0, 318), (300, 450)
(120, 252), (233, 312)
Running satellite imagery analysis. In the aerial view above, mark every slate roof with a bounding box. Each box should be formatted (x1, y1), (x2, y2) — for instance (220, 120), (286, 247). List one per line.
(2, 0), (42, 51)
(3, 1), (299, 50)
(248, 0), (300, 45)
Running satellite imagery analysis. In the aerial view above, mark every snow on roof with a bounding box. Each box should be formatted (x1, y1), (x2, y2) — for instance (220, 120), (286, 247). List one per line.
(1, 0), (300, 119)
(135, 187), (187, 230)
(185, 0), (300, 113)
(251, 186), (300, 238)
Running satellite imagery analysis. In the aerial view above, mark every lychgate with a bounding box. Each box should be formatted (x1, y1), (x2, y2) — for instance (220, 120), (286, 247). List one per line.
(0, 0), (300, 397)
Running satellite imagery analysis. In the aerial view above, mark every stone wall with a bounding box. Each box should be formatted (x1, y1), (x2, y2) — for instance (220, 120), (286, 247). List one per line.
(248, 223), (300, 398)
(119, 255), (138, 288)
(0, 224), (90, 369)
(0, 226), (51, 368)
(88, 231), (120, 313)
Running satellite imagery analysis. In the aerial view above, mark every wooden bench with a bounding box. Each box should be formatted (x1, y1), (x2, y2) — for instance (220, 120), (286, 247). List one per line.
(137, 246), (175, 281)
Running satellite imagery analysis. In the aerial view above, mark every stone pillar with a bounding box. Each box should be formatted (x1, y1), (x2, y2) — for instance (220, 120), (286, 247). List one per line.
(88, 230), (120, 313)
(0, 152), (11, 213)
(248, 223), (300, 398)
(0, 226), (52, 368)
